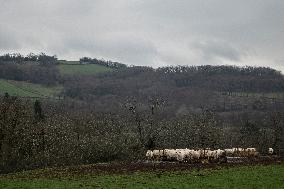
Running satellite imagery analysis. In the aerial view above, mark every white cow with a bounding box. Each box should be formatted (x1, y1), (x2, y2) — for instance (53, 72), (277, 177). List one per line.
(214, 149), (226, 160)
(225, 148), (235, 156)
(146, 150), (153, 160)
(206, 150), (216, 160)
(152, 150), (164, 161)
(184, 149), (197, 162)
(164, 149), (177, 161)
(192, 150), (201, 162)
(246, 148), (259, 157)
(176, 149), (186, 162)
(268, 148), (274, 155)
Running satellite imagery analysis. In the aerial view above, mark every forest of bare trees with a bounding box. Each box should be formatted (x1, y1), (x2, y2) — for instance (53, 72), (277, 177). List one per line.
(0, 94), (283, 173)
(0, 54), (284, 173)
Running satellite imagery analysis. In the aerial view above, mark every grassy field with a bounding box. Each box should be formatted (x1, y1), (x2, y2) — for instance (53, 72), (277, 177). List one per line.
(58, 60), (81, 65)
(0, 79), (62, 98)
(222, 91), (284, 100)
(57, 63), (113, 76)
(0, 164), (283, 189)
(0, 61), (112, 98)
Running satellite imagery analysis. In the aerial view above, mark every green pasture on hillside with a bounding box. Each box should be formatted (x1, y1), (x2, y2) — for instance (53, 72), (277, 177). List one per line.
(0, 164), (283, 189)
(57, 63), (113, 76)
(221, 91), (284, 100)
(0, 79), (62, 98)
(58, 60), (81, 65)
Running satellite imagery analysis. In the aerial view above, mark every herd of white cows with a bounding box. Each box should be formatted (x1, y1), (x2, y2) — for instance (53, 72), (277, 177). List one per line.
(146, 147), (274, 163)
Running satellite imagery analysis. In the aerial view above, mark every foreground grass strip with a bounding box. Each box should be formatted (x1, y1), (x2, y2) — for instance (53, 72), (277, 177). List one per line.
(0, 164), (283, 189)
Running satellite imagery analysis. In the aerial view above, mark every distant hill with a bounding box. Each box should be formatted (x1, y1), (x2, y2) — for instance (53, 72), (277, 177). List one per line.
(60, 65), (284, 115)
(0, 53), (121, 77)
(1, 53), (284, 110)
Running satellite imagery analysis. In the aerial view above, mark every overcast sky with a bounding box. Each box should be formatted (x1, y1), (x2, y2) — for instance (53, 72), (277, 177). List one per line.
(0, 0), (284, 71)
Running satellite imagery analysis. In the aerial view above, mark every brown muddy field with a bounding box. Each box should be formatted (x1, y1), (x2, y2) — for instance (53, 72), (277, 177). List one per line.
(3, 156), (283, 179)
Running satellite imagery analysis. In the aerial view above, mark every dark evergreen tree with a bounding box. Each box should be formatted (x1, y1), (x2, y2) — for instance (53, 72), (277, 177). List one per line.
(34, 100), (44, 120)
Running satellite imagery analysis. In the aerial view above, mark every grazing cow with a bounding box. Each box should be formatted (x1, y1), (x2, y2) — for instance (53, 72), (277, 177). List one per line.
(147, 146), (260, 163)
(268, 148), (274, 155)
(146, 150), (153, 160)
(215, 149), (226, 162)
(184, 149), (197, 162)
(225, 148), (234, 156)
(214, 149), (225, 159)
(232, 148), (245, 156)
(246, 148), (259, 157)
(152, 150), (163, 161)
(199, 148), (210, 159)
(164, 149), (177, 161)
(206, 150), (216, 161)
(192, 150), (201, 162)
(176, 149), (186, 162)
(182, 149), (190, 162)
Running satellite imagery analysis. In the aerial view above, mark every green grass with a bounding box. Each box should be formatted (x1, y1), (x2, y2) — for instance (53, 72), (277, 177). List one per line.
(57, 63), (113, 76)
(0, 80), (62, 98)
(58, 60), (81, 65)
(244, 92), (284, 99)
(222, 91), (284, 99)
(0, 164), (283, 189)
(0, 60), (112, 98)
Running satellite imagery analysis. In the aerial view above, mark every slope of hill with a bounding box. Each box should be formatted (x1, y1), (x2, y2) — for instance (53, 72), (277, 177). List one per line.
(0, 59), (114, 98)
(57, 63), (113, 76)
(0, 79), (62, 98)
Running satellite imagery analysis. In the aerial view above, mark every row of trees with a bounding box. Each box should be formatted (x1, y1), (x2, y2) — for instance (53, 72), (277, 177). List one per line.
(0, 53), (58, 65)
(0, 63), (61, 85)
(158, 65), (283, 78)
(79, 57), (127, 69)
(62, 65), (284, 112)
(0, 52), (61, 85)
(156, 65), (284, 92)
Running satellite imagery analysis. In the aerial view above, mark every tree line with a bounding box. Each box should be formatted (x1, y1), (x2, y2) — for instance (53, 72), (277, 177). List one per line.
(0, 63), (60, 86)
(0, 53), (61, 85)
(0, 53), (58, 65)
(79, 57), (127, 69)
(62, 65), (284, 112)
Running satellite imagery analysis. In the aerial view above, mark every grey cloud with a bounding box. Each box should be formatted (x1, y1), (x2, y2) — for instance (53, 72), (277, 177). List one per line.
(0, 0), (283, 72)
(192, 40), (245, 62)
(0, 28), (21, 50)
(63, 35), (158, 65)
